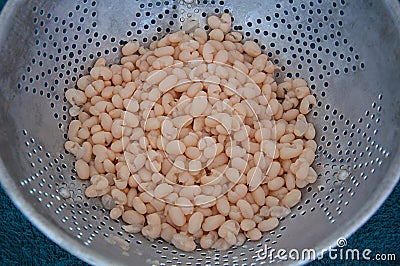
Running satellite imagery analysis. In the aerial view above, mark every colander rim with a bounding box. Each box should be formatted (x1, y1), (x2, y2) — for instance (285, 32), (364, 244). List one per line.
(0, 0), (399, 265)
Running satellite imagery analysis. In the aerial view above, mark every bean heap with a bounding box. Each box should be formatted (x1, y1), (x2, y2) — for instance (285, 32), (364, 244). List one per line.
(65, 13), (318, 251)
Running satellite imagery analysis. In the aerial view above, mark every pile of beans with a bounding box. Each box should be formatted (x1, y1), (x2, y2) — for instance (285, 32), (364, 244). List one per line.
(65, 13), (317, 251)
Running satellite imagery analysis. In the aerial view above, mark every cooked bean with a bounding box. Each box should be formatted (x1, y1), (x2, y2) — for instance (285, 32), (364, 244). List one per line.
(122, 41), (139, 56)
(171, 233), (196, 252)
(282, 189), (301, 208)
(218, 220), (240, 245)
(299, 94), (317, 114)
(240, 219), (256, 231)
(207, 15), (221, 29)
(111, 189), (128, 205)
(194, 195), (217, 208)
(110, 207), (123, 220)
(268, 177), (285, 191)
(169, 206), (186, 227)
(154, 183), (174, 198)
(265, 196), (279, 207)
(190, 91), (208, 116)
(209, 29), (224, 42)
(247, 166), (263, 191)
(237, 199), (254, 219)
(214, 49), (229, 64)
(243, 41), (261, 57)
(202, 215), (225, 231)
(90, 66), (113, 81)
(258, 217), (279, 232)
(66, 89), (87, 106)
(285, 172), (296, 191)
(225, 167), (240, 183)
(188, 212), (204, 234)
(154, 46), (175, 57)
(251, 187), (266, 206)
(269, 206), (290, 218)
(132, 196), (147, 214)
(141, 213), (162, 239)
(122, 210), (145, 225)
(77, 75), (94, 90)
(161, 223), (177, 243)
(124, 111), (139, 128)
(216, 196), (230, 216)
(225, 31), (242, 42)
(165, 140), (186, 155)
(75, 159), (90, 180)
(245, 228), (262, 241)
(159, 75), (178, 93)
(304, 123), (316, 140)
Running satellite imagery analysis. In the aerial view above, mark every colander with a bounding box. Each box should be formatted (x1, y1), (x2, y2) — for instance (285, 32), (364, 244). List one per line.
(0, 0), (399, 265)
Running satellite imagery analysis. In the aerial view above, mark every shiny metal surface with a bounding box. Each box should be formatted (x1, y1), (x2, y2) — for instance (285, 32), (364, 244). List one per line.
(0, 0), (399, 265)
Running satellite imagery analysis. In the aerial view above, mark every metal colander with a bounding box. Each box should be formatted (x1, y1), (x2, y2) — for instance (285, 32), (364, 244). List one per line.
(0, 0), (399, 265)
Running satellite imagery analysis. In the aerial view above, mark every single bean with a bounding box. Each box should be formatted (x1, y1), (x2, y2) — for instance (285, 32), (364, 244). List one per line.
(207, 15), (221, 29)
(282, 189), (301, 208)
(219, 13), (232, 33)
(111, 188), (128, 205)
(240, 219), (256, 231)
(77, 75), (94, 90)
(243, 41), (261, 57)
(171, 233), (196, 252)
(202, 215), (225, 231)
(209, 29), (224, 42)
(146, 70), (167, 86)
(75, 159), (90, 180)
(304, 123), (316, 140)
(161, 223), (177, 243)
(251, 186), (266, 206)
(218, 220), (239, 245)
(188, 212), (204, 234)
(122, 41), (139, 56)
(300, 94), (317, 114)
(66, 89), (87, 105)
(154, 46), (175, 57)
(225, 31), (242, 42)
(268, 176), (285, 191)
(194, 195), (217, 208)
(99, 113), (112, 131)
(285, 172), (296, 191)
(225, 167), (240, 183)
(142, 213), (162, 239)
(295, 86), (310, 99)
(122, 210), (145, 225)
(269, 206), (290, 218)
(194, 28), (208, 44)
(258, 217), (279, 232)
(245, 228), (262, 241)
(216, 196), (230, 216)
(110, 207), (123, 219)
(159, 75), (178, 93)
(132, 196), (147, 214)
(247, 166), (263, 191)
(168, 206), (186, 227)
(90, 66), (113, 81)
(237, 199), (254, 219)
(154, 183), (174, 199)
(124, 111), (139, 128)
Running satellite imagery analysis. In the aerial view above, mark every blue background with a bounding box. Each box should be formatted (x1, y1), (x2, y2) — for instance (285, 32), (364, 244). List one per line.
(0, 0), (398, 265)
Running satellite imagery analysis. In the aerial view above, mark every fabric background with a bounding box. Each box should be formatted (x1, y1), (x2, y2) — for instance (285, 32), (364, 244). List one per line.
(0, 0), (398, 265)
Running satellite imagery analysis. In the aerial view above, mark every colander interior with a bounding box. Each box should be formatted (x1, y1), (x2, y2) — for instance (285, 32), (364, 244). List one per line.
(0, 0), (399, 265)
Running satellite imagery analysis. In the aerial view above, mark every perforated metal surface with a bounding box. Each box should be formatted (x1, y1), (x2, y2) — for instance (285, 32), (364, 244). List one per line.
(0, 0), (399, 265)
